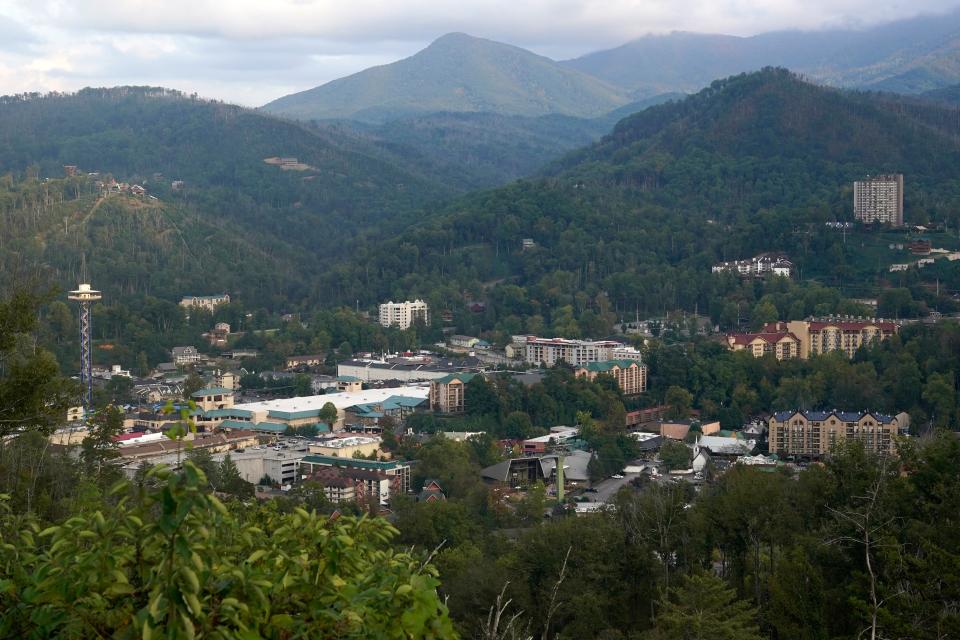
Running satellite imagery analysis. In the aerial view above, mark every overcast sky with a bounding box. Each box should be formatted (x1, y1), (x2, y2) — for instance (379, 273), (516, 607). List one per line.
(1, 0), (959, 106)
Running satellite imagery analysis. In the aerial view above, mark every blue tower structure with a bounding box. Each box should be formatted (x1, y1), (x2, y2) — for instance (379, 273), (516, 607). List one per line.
(68, 283), (101, 412)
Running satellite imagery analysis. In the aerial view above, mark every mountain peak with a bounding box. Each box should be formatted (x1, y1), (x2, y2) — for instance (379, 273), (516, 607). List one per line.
(263, 34), (628, 123)
(431, 32), (479, 44)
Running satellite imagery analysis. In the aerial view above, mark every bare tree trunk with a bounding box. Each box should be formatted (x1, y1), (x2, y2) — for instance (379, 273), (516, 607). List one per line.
(541, 546), (572, 640)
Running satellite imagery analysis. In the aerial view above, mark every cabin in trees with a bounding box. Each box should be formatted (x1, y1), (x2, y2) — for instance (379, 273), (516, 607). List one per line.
(417, 479), (446, 503)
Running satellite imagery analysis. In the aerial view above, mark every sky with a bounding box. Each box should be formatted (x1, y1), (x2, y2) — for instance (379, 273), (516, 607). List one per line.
(1, 0), (959, 106)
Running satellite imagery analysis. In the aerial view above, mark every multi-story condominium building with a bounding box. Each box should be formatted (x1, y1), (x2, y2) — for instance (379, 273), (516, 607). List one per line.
(854, 174), (904, 226)
(771, 319), (898, 359)
(308, 466), (392, 506)
(610, 346), (645, 361)
(190, 387), (234, 412)
(179, 294), (230, 313)
(727, 318), (898, 360)
(726, 331), (801, 360)
(712, 252), (793, 278)
(429, 373), (476, 414)
(574, 360), (648, 395)
(769, 410), (900, 457)
(378, 299), (429, 329)
(300, 455), (411, 504)
(515, 336), (627, 367)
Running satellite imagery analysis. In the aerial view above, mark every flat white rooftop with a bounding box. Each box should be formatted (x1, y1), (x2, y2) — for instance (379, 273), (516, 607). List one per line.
(314, 436), (380, 449)
(234, 386), (429, 414)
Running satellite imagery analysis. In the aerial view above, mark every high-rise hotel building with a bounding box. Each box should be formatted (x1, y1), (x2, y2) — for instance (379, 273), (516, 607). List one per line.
(378, 300), (429, 330)
(854, 174), (903, 226)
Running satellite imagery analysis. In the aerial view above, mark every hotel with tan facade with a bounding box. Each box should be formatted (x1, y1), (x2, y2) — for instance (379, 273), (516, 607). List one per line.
(769, 410), (900, 457)
(429, 372), (476, 414)
(726, 331), (801, 360)
(727, 318), (899, 360)
(574, 359), (648, 395)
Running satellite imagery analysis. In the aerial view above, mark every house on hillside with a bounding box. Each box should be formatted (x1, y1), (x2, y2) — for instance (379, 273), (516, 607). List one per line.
(171, 346), (201, 366)
(417, 479), (446, 503)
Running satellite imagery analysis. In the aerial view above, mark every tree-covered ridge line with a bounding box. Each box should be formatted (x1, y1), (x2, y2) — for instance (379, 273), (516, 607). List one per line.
(0, 173), (310, 314)
(0, 85), (458, 271)
(317, 69), (960, 330)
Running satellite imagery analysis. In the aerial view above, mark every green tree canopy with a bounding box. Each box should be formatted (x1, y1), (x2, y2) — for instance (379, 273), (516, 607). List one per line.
(648, 571), (763, 640)
(0, 462), (455, 638)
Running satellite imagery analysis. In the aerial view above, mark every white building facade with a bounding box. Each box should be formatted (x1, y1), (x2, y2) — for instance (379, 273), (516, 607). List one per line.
(378, 299), (429, 330)
(517, 336), (627, 367)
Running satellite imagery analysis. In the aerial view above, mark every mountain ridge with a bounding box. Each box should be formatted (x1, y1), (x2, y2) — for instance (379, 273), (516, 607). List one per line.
(262, 32), (630, 122)
(317, 69), (960, 317)
(562, 10), (960, 96)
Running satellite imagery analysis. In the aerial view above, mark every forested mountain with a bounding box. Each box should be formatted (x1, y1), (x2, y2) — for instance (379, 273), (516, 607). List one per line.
(262, 32), (629, 122)
(920, 81), (960, 104)
(318, 70), (960, 339)
(337, 111), (611, 189)
(563, 10), (960, 96)
(0, 87), (454, 260)
(0, 176), (308, 306)
(0, 86), (493, 351)
(0, 88), (471, 303)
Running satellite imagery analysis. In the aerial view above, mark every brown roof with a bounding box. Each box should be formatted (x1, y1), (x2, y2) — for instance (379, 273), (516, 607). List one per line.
(727, 332), (799, 346)
(120, 430), (256, 458)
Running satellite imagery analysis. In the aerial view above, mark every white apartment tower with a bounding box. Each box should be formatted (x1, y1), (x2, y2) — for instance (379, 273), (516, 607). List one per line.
(378, 299), (429, 330)
(854, 174), (903, 226)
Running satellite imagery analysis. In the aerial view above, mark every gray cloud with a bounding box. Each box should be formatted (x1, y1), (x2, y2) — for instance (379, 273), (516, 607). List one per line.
(1, 0), (959, 105)
(0, 15), (36, 51)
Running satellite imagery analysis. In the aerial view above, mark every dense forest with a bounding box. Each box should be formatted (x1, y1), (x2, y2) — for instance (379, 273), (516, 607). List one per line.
(316, 70), (960, 334)
(4, 73), (960, 360)
(394, 431), (960, 639)
(0, 87), (455, 271)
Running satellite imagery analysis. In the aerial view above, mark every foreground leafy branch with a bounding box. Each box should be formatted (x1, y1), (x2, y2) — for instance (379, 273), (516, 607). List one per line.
(0, 461), (456, 639)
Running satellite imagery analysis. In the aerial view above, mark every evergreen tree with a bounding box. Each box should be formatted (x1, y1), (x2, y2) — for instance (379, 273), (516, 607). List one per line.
(80, 404), (124, 480)
(649, 572), (763, 640)
(216, 454), (253, 497)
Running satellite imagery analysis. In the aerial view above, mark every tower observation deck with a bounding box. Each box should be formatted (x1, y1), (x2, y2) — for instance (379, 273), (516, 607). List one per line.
(68, 283), (102, 411)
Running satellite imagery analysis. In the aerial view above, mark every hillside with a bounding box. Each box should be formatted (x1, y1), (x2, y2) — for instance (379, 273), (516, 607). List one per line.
(341, 111), (610, 189)
(262, 33), (629, 122)
(320, 70), (960, 335)
(0, 87), (457, 276)
(563, 10), (960, 96)
(920, 82), (960, 104)
(0, 176), (308, 307)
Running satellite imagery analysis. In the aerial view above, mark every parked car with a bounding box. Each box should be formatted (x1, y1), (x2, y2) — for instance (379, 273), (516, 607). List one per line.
(612, 474), (624, 479)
